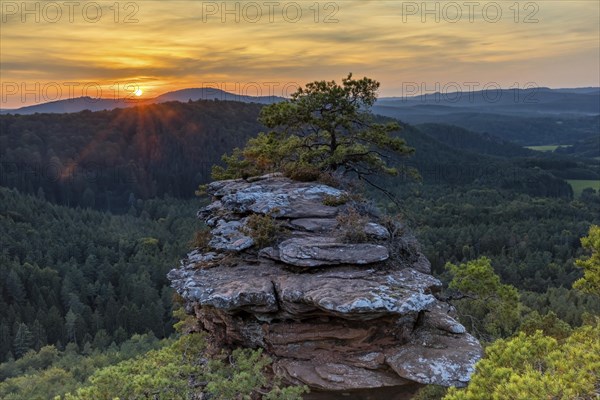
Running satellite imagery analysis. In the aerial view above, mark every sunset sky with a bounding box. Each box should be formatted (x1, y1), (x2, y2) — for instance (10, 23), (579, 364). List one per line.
(1, 0), (599, 108)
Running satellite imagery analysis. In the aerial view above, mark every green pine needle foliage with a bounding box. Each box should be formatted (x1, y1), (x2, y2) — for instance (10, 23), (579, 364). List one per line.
(59, 333), (308, 400)
(212, 74), (415, 183)
(573, 225), (600, 296)
(446, 257), (522, 341)
(444, 320), (600, 400)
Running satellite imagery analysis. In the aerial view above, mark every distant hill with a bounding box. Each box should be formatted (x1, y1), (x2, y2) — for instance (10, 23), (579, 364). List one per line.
(373, 88), (600, 148)
(415, 123), (535, 158)
(555, 135), (600, 159)
(411, 122), (598, 181)
(1, 88), (282, 115)
(154, 87), (283, 104)
(380, 119), (580, 197)
(3, 86), (597, 118)
(0, 100), (265, 210)
(2, 99), (595, 210)
(551, 87), (600, 95)
(0, 97), (141, 115)
(378, 87), (600, 116)
(373, 110), (600, 148)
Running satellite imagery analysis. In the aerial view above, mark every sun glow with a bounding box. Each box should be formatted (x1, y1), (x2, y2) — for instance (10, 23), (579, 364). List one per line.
(134, 88), (143, 97)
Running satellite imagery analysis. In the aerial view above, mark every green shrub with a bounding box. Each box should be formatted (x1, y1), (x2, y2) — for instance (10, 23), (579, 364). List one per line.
(61, 334), (308, 400)
(190, 228), (211, 250)
(444, 320), (600, 400)
(322, 193), (350, 207)
(206, 348), (308, 400)
(446, 257), (522, 341)
(413, 385), (448, 400)
(244, 213), (282, 248)
(284, 163), (322, 182)
(519, 311), (572, 340)
(336, 207), (368, 243)
(573, 224), (600, 296)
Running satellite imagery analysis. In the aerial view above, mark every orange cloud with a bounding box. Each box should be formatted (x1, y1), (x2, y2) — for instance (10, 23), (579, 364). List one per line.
(1, 1), (598, 107)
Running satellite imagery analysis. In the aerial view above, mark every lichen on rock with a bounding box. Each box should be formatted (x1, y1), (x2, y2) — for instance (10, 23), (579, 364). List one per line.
(168, 174), (483, 397)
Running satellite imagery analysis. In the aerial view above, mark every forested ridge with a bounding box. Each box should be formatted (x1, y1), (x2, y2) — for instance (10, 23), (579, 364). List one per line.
(371, 106), (600, 150)
(2, 100), (596, 212)
(395, 186), (599, 287)
(0, 187), (201, 363)
(0, 101), (263, 211)
(1, 99), (599, 399)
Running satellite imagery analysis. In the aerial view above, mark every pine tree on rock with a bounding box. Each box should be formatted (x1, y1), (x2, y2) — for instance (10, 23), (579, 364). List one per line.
(212, 74), (416, 193)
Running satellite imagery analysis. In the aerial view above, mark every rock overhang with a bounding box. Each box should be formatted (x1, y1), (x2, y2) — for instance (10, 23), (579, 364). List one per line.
(169, 174), (483, 392)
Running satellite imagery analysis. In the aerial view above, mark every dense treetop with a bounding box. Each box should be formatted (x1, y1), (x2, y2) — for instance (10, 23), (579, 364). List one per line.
(573, 225), (600, 296)
(213, 74), (415, 190)
(0, 186), (200, 364)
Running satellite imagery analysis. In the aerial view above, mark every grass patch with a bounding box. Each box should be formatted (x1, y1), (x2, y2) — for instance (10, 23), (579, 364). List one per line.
(190, 228), (211, 250)
(336, 208), (369, 243)
(322, 193), (350, 207)
(244, 213), (282, 248)
(567, 179), (600, 197)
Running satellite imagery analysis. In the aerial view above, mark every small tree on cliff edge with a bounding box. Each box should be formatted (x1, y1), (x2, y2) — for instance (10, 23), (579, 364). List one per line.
(212, 74), (416, 192)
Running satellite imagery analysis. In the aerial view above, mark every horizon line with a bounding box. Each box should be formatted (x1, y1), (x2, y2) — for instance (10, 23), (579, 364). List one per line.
(2, 85), (599, 111)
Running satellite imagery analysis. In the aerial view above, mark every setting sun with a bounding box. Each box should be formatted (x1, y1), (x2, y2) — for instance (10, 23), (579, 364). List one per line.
(134, 88), (143, 97)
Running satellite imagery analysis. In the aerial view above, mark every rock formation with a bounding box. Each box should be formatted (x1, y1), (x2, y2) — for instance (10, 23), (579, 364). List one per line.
(168, 174), (483, 399)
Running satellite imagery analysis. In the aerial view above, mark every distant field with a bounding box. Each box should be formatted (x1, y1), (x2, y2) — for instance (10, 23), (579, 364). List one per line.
(567, 179), (600, 197)
(525, 145), (573, 152)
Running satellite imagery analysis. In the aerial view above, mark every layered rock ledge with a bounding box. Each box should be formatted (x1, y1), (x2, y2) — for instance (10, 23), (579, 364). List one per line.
(168, 175), (482, 398)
